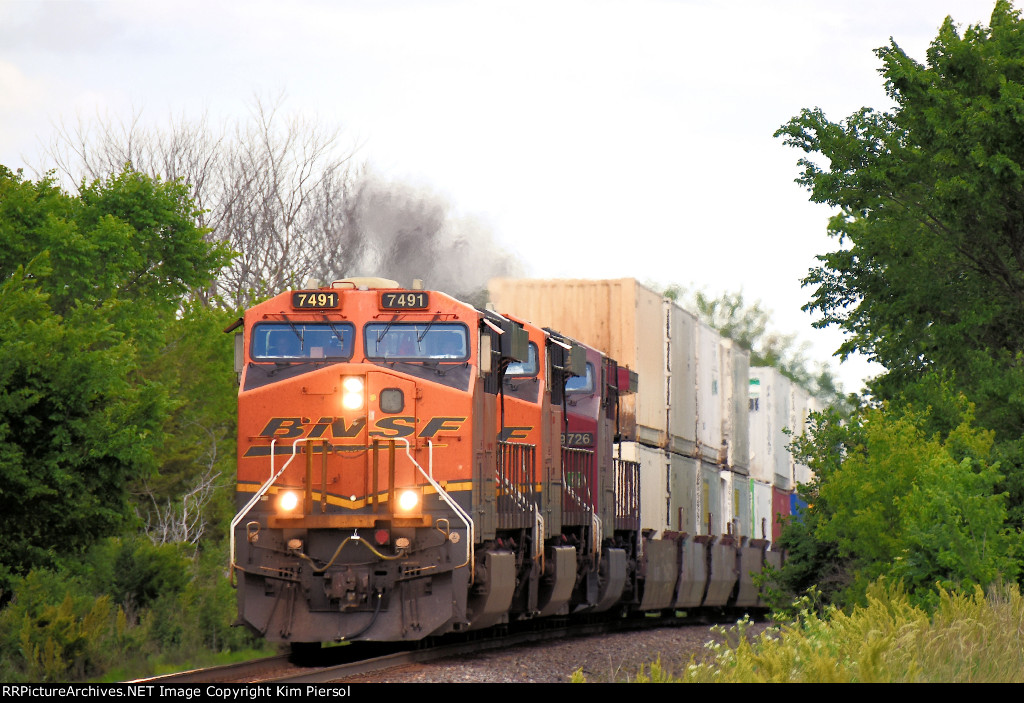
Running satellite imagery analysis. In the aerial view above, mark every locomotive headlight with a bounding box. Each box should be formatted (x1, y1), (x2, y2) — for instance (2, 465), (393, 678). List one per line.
(342, 376), (364, 410)
(278, 490), (300, 513)
(397, 488), (420, 514)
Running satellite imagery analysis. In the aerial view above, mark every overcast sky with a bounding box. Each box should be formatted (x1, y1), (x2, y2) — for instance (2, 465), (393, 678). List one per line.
(0, 0), (1005, 391)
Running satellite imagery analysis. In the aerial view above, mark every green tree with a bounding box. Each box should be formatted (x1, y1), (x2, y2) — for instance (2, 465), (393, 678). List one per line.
(771, 406), (855, 606)
(775, 1), (1024, 403)
(776, 1), (1024, 568)
(0, 166), (229, 581)
(134, 303), (240, 547)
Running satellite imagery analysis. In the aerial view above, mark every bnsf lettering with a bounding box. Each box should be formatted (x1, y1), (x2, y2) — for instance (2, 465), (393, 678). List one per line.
(259, 417), (305, 438)
(308, 417), (332, 438)
(419, 417), (466, 437)
(498, 426), (532, 441)
(257, 416), (468, 440)
(331, 417), (367, 438)
(369, 416), (417, 438)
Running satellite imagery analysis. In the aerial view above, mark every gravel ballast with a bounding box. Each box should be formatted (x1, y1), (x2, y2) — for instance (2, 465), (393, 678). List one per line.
(338, 620), (769, 683)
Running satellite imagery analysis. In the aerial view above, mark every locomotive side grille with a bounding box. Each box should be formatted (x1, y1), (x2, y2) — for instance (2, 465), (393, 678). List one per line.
(495, 441), (537, 529)
(613, 458), (640, 531)
(561, 446), (596, 525)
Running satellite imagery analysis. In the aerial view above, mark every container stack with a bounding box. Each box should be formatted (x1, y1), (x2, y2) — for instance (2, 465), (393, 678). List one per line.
(488, 278), (761, 543)
(747, 366), (817, 541)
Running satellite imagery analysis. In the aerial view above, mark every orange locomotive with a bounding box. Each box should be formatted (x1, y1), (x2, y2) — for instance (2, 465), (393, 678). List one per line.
(230, 278), (638, 644)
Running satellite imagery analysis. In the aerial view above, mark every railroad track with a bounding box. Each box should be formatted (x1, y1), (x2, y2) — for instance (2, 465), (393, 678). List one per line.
(126, 654), (294, 684)
(129, 629), (592, 684)
(129, 612), (741, 684)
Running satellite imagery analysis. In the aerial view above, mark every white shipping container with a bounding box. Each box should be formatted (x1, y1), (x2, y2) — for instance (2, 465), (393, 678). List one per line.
(748, 367), (793, 490)
(719, 469), (733, 536)
(699, 459), (723, 535)
(669, 453), (699, 534)
(618, 441), (671, 537)
(728, 469), (753, 539)
(748, 376), (767, 478)
(721, 338), (750, 471)
(695, 321), (724, 464)
(666, 301), (698, 457)
(752, 479), (774, 543)
(790, 386), (817, 486)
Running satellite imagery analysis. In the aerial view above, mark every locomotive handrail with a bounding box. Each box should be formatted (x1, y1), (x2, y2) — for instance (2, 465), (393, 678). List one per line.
(412, 438), (475, 581)
(230, 435), (476, 583)
(560, 446), (595, 526)
(497, 474), (534, 511)
(229, 436), (308, 581)
(534, 510), (545, 572)
(562, 482), (590, 510)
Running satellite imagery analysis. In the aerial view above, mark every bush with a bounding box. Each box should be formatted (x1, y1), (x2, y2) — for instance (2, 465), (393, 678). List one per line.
(779, 385), (1021, 608)
(679, 580), (1024, 683)
(0, 570), (121, 682)
(0, 539), (264, 682)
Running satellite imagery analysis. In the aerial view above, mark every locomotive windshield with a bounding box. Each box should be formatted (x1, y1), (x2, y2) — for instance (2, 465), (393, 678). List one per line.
(251, 322), (355, 361)
(505, 342), (538, 376)
(364, 322), (469, 361)
(565, 362), (595, 394)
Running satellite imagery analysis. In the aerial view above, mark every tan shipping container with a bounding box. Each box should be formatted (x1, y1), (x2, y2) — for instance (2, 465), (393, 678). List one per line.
(488, 278), (668, 447)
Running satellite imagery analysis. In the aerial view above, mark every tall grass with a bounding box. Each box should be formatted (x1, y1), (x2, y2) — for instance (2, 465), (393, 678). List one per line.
(585, 580), (1024, 683)
(693, 581), (1024, 682)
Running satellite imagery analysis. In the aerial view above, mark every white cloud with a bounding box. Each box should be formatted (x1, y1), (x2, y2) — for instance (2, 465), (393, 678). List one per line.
(0, 60), (44, 114)
(0, 0), (1001, 390)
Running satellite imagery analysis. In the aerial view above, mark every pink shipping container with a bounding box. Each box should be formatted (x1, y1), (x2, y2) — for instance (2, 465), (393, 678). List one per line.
(771, 486), (793, 543)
